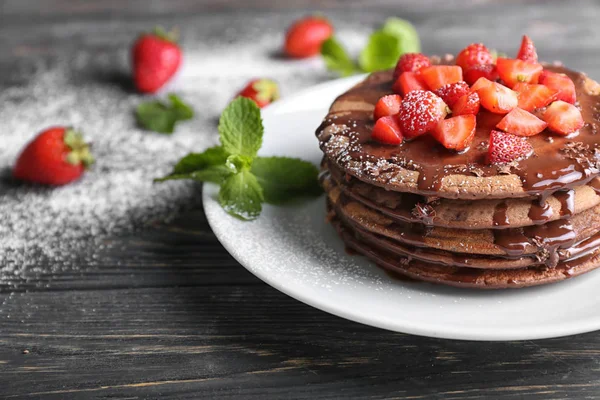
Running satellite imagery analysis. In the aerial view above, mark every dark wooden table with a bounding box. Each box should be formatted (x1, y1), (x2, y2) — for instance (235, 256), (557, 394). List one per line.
(2, 1), (600, 398)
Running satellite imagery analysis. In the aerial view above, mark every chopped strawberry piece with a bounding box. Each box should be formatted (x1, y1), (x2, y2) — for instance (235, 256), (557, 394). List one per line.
(516, 35), (538, 63)
(392, 72), (428, 96)
(452, 92), (480, 116)
(373, 94), (402, 120)
(512, 83), (558, 111)
(538, 70), (577, 104)
(431, 114), (477, 151)
(372, 115), (404, 145)
(496, 108), (547, 136)
(487, 130), (534, 164)
(470, 77), (494, 93)
(496, 58), (543, 88)
(464, 64), (498, 85)
(433, 81), (470, 108)
(476, 82), (518, 114)
(455, 43), (494, 71)
(420, 66), (463, 90)
(398, 90), (449, 139)
(542, 100), (584, 135)
(393, 53), (431, 79)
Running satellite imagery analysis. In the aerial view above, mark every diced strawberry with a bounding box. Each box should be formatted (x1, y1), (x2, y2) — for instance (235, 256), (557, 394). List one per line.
(452, 92), (480, 116)
(373, 94), (402, 120)
(455, 43), (494, 71)
(512, 83), (558, 111)
(372, 115), (404, 145)
(398, 90), (449, 139)
(464, 64), (498, 85)
(542, 100), (584, 135)
(431, 114), (477, 151)
(393, 53), (431, 79)
(496, 108), (547, 136)
(420, 66), (463, 90)
(516, 35), (538, 63)
(433, 81), (470, 108)
(392, 72), (428, 96)
(487, 130), (534, 164)
(538, 70), (577, 104)
(470, 77), (494, 93)
(496, 58), (543, 88)
(476, 82), (518, 114)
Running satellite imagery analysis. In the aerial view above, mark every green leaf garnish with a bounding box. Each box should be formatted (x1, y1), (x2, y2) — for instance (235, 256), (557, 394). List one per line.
(320, 37), (360, 77)
(219, 170), (264, 221)
(218, 97), (263, 158)
(156, 98), (323, 220)
(251, 157), (321, 204)
(358, 31), (401, 73)
(136, 94), (194, 134)
(380, 18), (421, 54)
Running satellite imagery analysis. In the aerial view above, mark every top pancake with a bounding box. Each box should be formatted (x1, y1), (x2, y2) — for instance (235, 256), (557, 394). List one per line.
(316, 64), (600, 200)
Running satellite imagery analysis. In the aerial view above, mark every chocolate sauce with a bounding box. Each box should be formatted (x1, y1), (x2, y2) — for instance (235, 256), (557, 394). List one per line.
(493, 202), (510, 227)
(590, 179), (600, 196)
(554, 189), (575, 217)
(528, 198), (553, 224)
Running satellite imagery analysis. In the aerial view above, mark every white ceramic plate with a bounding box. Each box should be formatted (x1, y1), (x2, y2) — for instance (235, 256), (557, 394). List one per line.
(203, 75), (600, 341)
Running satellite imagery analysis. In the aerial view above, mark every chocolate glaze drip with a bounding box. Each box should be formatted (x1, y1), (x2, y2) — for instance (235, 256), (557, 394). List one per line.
(590, 179), (600, 196)
(554, 189), (576, 217)
(528, 198), (554, 224)
(493, 202), (510, 227)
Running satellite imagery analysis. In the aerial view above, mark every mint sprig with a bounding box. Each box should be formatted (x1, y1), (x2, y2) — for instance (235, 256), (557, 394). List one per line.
(157, 97), (322, 220)
(136, 94), (194, 134)
(320, 18), (421, 76)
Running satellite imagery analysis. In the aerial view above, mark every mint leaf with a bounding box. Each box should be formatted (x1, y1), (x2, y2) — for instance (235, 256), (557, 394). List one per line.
(155, 145), (230, 182)
(358, 31), (401, 73)
(219, 97), (263, 158)
(321, 37), (359, 77)
(226, 154), (253, 173)
(156, 165), (231, 183)
(381, 18), (421, 54)
(219, 170), (264, 220)
(136, 94), (194, 134)
(251, 157), (321, 204)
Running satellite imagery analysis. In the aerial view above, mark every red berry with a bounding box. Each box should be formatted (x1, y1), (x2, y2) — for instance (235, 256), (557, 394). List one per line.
(393, 53), (431, 79)
(372, 115), (404, 145)
(542, 100), (584, 135)
(434, 81), (470, 108)
(470, 77), (494, 93)
(373, 94), (402, 120)
(487, 130), (534, 164)
(477, 82), (518, 114)
(398, 90), (449, 139)
(464, 64), (498, 85)
(516, 35), (538, 63)
(237, 79), (280, 108)
(456, 43), (494, 71)
(13, 127), (94, 186)
(496, 107), (547, 137)
(538, 70), (577, 104)
(132, 28), (182, 93)
(452, 92), (480, 116)
(420, 66), (463, 90)
(392, 72), (428, 96)
(512, 83), (558, 112)
(496, 58), (543, 88)
(284, 16), (333, 58)
(431, 114), (477, 151)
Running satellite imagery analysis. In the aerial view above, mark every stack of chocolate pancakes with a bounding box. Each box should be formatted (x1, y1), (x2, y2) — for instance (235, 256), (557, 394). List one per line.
(317, 63), (600, 289)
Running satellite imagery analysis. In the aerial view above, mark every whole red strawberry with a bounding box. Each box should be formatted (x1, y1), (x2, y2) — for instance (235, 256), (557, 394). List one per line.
(398, 90), (449, 139)
(487, 130), (533, 164)
(284, 16), (333, 58)
(237, 79), (280, 108)
(393, 53), (431, 79)
(132, 27), (182, 93)
(456, 43), (494, 71)
(13, 127), (94, 186)
(516, 35), (538, 63)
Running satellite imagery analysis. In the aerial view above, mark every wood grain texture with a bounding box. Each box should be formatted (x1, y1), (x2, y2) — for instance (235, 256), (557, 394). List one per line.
(2, 0), (600, 398)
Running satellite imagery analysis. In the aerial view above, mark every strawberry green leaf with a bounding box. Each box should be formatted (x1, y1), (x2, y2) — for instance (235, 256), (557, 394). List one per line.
(380, 18), (421, 54)
(321, 37), (359, 77)
(219, 170), (264, 221)
(251, 156), (322, 204)
(155, 146), (229, 182)
(136, 93), (194, 134)
(156, 165), (232, 184)
(218, 97), (263, 158)
(358, 31), (401, 73)
(252, 79), (280, 104)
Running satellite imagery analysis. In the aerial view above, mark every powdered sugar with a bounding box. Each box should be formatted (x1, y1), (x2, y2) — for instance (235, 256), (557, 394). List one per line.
(0, 28), (370, 287)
